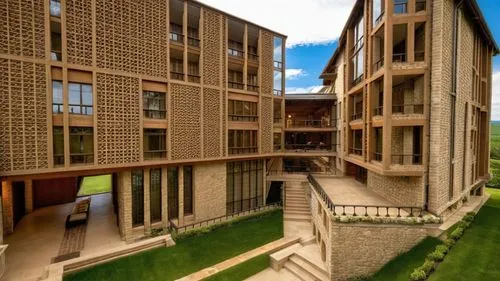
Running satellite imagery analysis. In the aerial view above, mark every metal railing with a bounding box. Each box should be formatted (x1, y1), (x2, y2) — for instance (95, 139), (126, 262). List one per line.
(351, 112), (363, 121)
(286, 119), (335, 128)
(53, 103), (63, 114)
(229, 147), (258, 155)
(392, 104), (424, 114)
(248, 53), (259, 61)
(373, 106), (384, 116)
(285, 144), (336, 152)
(393, 53), (407, 62)
(169, 202), (281, 234)
(269, 166), (335, 175)
(228, 81), (245, 90)
(392, 154), (423, 165)
(273, 144), (282, 152)
(53, 154), (64, 166)
(374, 11), (385, 26)
(273, 90), (282, 96)
(143, 109), (166, 119)
(70, 153), (94, 164)
(144, 151), (167, 160)
(349, 147), (363, 156)
(228, 48), (244, 58)
(69, 105), (93, 115)
(188, 37), (200, 48)
(247, 84), (259, 92)
(170, 32), (184, 44)
(352, 75), (363, 86)
(373, 56), (384, 71)
(188, 74), (201, 83)
(415, 50), (425, 61)
(373, 152), (383, 162)
(307, 174), (423, 217)
(273, 117), (282, 124)
(228, 114), (258, 122)
(170, 71), (184, 80)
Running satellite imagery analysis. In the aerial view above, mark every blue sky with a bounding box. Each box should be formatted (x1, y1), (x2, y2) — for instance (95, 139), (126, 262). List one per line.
(200, 0), (500, 118)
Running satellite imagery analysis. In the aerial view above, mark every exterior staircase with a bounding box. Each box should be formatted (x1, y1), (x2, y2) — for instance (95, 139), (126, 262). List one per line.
(284, 181), (311, 222)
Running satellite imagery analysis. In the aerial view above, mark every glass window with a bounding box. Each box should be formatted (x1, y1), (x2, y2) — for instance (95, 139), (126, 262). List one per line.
(51, 31), (62, 61)
(53, 126), (64, 166)
(52, 80), (63, 114)
(150, 168), (162, 223)
(274, 70), (282, 96)
(416, 0), (426, 12)
(143, 91), (166, 119)
(226, 160), (264, 215)
(229, 130), (258, 155)
(143, 129), (167, 160)
(229, 100), (258, 122)
(50, 0), (61, 17)
(183, 166), (193, 215)
(132, 170), (144, 227)
(274, 37), (283, 63)
(69, 127), (94, 164)
(394, 0), (408, 14)
(168, 167), (179, 220)
(373, 0), (385, 26)
(68, 83), (93, 115)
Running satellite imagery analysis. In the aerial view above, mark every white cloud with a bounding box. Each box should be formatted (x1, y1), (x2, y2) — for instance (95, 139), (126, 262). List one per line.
(492, 71), (500, 120)
(286, 85), (324, 94)
(198, 0), (355, 47)
(286, 69), (308, 80)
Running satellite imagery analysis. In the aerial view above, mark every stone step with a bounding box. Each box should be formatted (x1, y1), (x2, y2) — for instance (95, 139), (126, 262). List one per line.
(286, 202), (310, 208)
(284, 210), (311, 216)
(284, 214), (311, 222)
(286, 194), (306, 199)
(286, 199), (308, 204)
(289, 256), (329, 281)
(292, 254), (329, 279)
(284, 261), (316, 281)
(285, 206), (310, 212)
(270, 243), (303, 270)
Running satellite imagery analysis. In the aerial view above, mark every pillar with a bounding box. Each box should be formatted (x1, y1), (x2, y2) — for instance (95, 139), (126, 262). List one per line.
(24, 180), (33, 214)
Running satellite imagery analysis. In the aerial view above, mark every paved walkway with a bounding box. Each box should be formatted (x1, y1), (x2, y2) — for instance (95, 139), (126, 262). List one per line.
(4, 193), (122, 281)
(439, 194), (489, 231)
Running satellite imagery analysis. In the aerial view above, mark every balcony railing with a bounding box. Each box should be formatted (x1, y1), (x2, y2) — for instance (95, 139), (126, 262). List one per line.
(170, 32), (184, 44)
(248, 53), (259, 61)
(274, 61), (283, 70)
(247, 84), (259, 92)
(228, 114), (258, 122)
(188, 74), (201, 83)
(286, 119), (334, 128)
(352, 75), (363, 86)
(392, 154), (423, 165)
(144, 150), (167, 160)
(229, 147), (258, 155)
(188, 37), (200, 48)
(285, 144), (336, 153)
(170, 71), (184, 80)
(393, 53), (407, 62)
(54, 154), (64, 166)
(143, 109), (166, 119)
(70, 153), (94, 165)
(351, 112), (363, 121)
(392, 104), (424, 115)
(53, 103), (63, 114)
(274, 89), (282, 96)
(374, 11), (385, 26)
(373, 56), (384, 72)
(228, 48), (244, 58)
(415, 50), (425, 61)
(69, 104), (93, 115)
(373, 152), (383, 162)
(373, 106), (384, 116)
(228, 81), (244, 90)
(273, 144), (282, 152)
(349, 147), (363, 156)
(274, 117), (282, 124)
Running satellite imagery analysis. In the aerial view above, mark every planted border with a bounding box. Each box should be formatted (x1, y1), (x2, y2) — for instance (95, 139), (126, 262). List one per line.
(409, 212), (476, 281)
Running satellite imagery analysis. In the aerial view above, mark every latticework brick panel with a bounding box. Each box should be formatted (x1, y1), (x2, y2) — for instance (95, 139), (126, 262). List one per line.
(261, 31), (274, 95)
(96, 0), (168, 78)
(66, 0), (93, 66)
(261, 96), (273, 153)
(203, 88), (221, 158)
(0, 0), (45, 58)
(0, 59), (48, 172)
(202, 10), (222, 87)
(171, 84), (202, 160)
(96, 73), (140, 165)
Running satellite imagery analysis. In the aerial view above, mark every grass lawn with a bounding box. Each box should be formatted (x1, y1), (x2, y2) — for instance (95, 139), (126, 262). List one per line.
(428, 188), (500, 281)
(64, 210), (283, 281)
(369, 237), (442, 281)
(489, 123), (500, 188)
(77, 175), (112, 196)
(203, 254), (269, 281)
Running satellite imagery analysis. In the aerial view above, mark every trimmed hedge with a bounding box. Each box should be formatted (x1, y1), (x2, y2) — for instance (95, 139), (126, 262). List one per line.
(409, 212), (476, 281)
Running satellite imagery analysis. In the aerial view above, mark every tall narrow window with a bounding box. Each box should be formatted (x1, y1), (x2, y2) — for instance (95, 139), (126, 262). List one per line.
(351, 16), (364, 85)
(143, 129), (167, 160)
(392, 24), (407, 62)
(150, 168), (162, 223)
(69, 127), (94, 165)
(51, 25), (62, 61)
(416, 0), (426, 12)
(50, 0), (61, 17)
(414, 22), (425, 61)
(372, 0), (385, 26)
(274, 37), (284, 96)
(132, 170), (144, 227)
(143, 91), (166, 119)
(68, 83), (93, 115)
(53, 127), (64, 166)
(52, 80), (63, 114)
(167, 167), (179, 220)
(183, 166), (193, 215)
(226, 160), (264, 215)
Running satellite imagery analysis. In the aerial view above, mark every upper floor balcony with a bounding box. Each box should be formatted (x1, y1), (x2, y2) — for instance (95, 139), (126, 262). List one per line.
(285, 94), (336, 131)
(285, 132), (336, 155)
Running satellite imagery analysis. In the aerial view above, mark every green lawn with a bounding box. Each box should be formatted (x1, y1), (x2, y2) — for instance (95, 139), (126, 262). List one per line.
(203, 254), (270, 281)
(369, 237), (442, 281)
(77, 175), (112, 196)
(64, 210), (283, 281)
(428, 188), (500, 281)
(489, 123), (500, 188)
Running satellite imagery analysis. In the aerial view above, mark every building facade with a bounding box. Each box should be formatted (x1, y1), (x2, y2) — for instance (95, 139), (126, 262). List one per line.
(321, 0), (497, 217)
(0, 0), (286, 241)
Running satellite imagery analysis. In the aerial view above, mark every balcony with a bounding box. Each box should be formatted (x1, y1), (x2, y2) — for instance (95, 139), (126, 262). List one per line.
(374, 10), (385, 27)
(188, 73), (200, 83)
(247, 84), (259, 92)
(170, 71), (184, 81)
(349, 147), (363, 156)
(228, 80), (244, 90)
(144, 150), (167, 160)
(188, 36), (200, 48)
(229, 147), (257, 155)
(392, 104), (423, 115)
(391, 154), (422, 165)
(373, 56), (384, 72)
(286, 119), (334, 129)
(393, 53), (407, 63)
(144, 109), (166, 119)
(373, 106), (383, 117)
(351, 112), (363, 121)
(70, 153), (94, 165)
(170, 32), (183, 45)
(373, 152), (383, 162)
(285, 143), (336, 153)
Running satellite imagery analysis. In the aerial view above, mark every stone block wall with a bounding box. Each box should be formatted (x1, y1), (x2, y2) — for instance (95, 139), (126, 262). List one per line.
(193, 163), (226, 222)
(311, 188), (332, 274)
(367, 171), (424, 207)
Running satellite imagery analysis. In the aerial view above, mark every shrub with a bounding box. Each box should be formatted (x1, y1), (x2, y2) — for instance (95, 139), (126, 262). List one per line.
(410, 269), (427, 281)
(444, 238), (456, 247)
(450, 227), (465, 240)
(435, 244), (449, 255)
(463, 214), (475, 223)
(347, 275), (371, 281)
(457, 220), (471, 229)
(421, 259), (435, 275)
(427, 249), (446, 262)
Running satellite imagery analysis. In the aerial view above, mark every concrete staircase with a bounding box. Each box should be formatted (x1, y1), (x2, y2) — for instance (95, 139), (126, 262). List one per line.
(270, 238), (329, 281)
(284, 181), (311, 222)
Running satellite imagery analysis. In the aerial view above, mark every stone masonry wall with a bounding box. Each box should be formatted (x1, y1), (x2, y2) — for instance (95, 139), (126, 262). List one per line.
(367, 171), (424, 207)
(193, 163), (226, 222)
(330, 223), (429, 281)
(311, 188), (332, 274)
